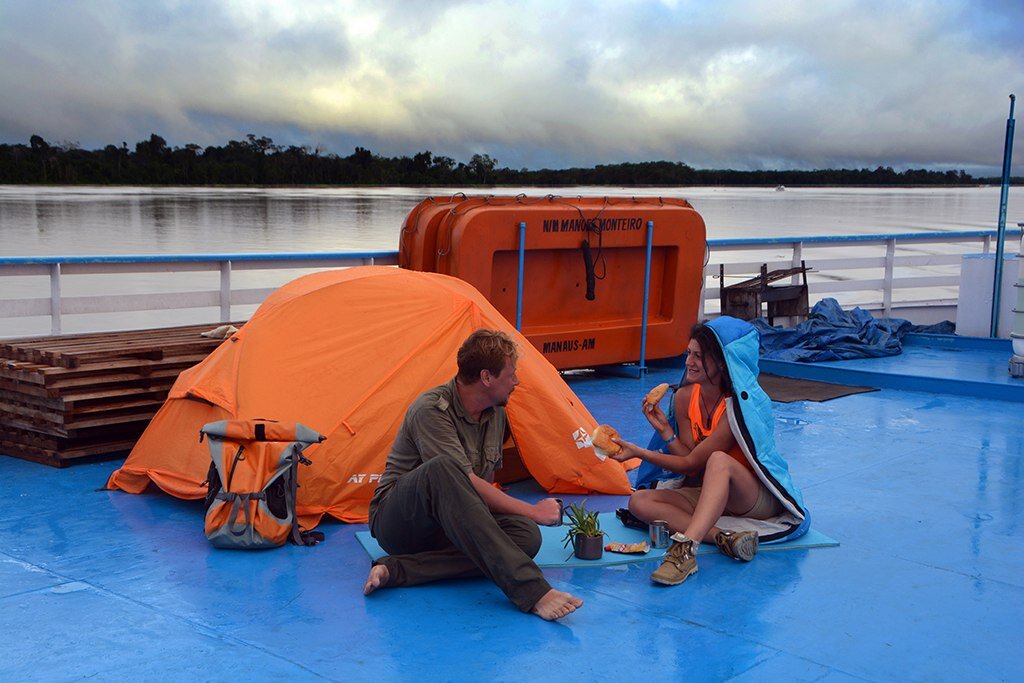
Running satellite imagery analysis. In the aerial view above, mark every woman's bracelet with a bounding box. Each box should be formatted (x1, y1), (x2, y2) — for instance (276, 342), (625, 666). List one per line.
(663, 433), (677, 445)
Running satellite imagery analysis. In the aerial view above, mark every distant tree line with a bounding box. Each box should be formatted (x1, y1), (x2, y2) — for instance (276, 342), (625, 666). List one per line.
(0, 133), (1016, 186)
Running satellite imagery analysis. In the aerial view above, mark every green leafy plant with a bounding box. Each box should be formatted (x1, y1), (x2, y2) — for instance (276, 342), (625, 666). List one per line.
(561, 499), (605, 548)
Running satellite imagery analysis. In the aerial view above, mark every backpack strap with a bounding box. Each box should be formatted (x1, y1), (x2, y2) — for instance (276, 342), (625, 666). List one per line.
(218, 491), (265, 537)
(291, 526), (325, 546)
(287, 443), (324, 546)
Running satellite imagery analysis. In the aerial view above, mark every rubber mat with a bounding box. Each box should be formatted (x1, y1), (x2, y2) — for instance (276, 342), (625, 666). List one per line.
(759, 373), (878, 402)
(356, 512), (838, 568)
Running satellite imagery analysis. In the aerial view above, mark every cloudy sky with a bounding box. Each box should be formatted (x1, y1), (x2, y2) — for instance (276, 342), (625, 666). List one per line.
(1, 0), (1021, 174)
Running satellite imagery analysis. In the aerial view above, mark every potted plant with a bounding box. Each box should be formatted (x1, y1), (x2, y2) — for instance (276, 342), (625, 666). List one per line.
(562, 500), (605, 560)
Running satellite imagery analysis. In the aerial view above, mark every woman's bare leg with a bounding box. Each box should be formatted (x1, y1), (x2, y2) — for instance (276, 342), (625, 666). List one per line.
(628, 488), (697, 535)
(684, 450), (762, 543)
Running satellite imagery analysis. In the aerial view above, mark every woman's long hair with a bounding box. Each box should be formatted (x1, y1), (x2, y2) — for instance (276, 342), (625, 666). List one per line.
(690, 322), (733, 396)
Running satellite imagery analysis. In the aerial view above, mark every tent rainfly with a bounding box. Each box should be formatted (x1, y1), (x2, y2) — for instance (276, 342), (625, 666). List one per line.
(107, 266), (632, 526)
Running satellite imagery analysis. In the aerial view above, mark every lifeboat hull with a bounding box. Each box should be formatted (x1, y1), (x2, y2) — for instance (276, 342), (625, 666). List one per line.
(402, 196), (706, 369)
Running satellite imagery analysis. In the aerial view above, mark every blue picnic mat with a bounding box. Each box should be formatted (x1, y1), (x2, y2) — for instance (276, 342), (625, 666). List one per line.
(355, 512), (838, 568)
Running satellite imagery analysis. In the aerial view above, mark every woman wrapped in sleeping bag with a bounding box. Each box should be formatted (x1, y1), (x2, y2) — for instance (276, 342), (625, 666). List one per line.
(609, 317), (809, 586)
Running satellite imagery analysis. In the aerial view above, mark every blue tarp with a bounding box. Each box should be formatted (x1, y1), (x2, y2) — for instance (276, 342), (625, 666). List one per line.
(752, 298), (954, 362)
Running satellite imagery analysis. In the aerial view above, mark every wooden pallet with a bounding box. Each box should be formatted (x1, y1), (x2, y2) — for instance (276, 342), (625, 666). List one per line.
(0, 323), (240, 467)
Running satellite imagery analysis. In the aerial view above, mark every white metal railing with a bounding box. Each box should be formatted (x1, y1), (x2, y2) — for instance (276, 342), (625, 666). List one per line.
(0, 229), (1020, 338)
(0, 252), (397, 336)
(697, 229), (1022, 322)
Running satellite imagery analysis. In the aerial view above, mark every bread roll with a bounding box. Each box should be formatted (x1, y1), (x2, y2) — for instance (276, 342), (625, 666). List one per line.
(644, 383), (670, 407)
(592, 424), (622, 457)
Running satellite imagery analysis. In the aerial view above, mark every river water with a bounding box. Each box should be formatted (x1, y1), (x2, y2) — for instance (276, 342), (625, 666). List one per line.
(0, 185), (1019, 337)
(0, 185), (1016, 256)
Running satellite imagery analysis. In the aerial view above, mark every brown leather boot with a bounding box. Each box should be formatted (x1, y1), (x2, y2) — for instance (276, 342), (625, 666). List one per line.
(650, 538), (698, 586)
(715, 530), (758, 562)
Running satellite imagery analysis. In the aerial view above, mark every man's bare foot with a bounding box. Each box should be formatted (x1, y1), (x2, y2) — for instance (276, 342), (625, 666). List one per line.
(363, 564), (390, 596)
(531, 589), (583, 620)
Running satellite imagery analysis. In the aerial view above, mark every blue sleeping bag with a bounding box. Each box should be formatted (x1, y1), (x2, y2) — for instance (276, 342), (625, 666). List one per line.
(635, 316), (809, 542)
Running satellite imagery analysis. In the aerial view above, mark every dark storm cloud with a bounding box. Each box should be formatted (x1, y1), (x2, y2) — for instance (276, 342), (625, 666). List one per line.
(0, 0), (1020, 173)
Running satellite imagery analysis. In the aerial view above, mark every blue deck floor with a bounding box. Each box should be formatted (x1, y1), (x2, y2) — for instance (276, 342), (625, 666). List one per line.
(2, 338), (1023, 681)
(761, 334), (1024, 402)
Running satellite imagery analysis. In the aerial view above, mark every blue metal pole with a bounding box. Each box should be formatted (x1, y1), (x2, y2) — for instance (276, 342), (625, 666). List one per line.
(990, 94), (1016, 337)
(639, 220), (654, 374)
(516, 221), (526, 331)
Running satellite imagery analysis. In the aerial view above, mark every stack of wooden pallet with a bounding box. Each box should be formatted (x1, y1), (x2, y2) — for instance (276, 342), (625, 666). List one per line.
(0, 323), (236, 467)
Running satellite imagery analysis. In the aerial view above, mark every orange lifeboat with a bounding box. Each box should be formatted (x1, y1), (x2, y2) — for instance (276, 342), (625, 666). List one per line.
(399, 195), (473, 272)
(399, 195), (526, 271)
(400, 195), (706, 369)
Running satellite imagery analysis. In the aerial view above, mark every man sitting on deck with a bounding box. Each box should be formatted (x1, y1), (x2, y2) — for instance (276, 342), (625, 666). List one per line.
(363, 329), (583, 620)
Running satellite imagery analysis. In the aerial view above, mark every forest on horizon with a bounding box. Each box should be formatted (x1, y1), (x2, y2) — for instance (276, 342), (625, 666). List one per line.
(1, 133), (1018, 187)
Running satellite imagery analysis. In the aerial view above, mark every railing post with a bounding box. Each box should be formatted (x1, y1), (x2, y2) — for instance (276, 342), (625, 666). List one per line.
(362, 257), (374, 265)
(219, 260), (232, 323)
(983, 235), (992, 254)
(883, 238), (896, 317)
(639, 220), (654, 374)
(515, 222), (526, 331)
(49, 263), (62, 335)
(790, 241), (803, 285)
(990, 93), (1016, 337)
(699, 265), (708, 321)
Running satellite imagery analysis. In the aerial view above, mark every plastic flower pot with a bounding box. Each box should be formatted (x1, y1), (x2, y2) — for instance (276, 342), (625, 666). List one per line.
(573, 533), (604, 560)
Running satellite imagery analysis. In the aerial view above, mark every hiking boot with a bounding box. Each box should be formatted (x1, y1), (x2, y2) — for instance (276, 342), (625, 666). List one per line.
(650, 538), (697, 586)
(715, 530), (758, 562)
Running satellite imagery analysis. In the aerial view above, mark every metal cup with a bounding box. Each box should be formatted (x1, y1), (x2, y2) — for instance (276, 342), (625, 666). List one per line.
(649, 520), (670, 549)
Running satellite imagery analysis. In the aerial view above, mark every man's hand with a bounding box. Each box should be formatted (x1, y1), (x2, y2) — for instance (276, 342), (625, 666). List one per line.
(532, 498), (562, 526)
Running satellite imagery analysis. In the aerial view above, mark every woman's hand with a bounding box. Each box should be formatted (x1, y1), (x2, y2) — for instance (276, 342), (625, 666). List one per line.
(609, 437), (644, 463)
(642, 400), (672, 438)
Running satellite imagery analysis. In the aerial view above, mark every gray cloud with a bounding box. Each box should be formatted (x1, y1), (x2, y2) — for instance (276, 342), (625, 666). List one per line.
(0, 0), (1020, 174)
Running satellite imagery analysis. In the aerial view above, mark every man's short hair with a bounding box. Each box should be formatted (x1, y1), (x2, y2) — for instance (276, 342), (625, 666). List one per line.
(457, 329), (519, 384)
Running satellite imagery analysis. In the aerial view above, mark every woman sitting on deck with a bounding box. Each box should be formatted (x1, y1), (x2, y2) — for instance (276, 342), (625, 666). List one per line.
(609, 317), (808, 586)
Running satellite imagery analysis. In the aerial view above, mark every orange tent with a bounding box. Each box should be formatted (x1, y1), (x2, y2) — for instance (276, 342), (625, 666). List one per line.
(107, 266), (631, 525)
